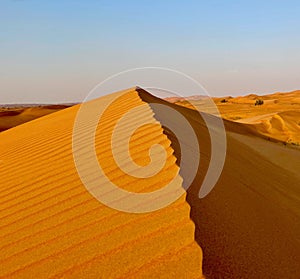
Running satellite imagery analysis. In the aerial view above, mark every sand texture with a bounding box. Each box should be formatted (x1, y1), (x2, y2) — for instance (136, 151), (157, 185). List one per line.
(1, 87), (299, 278)
(0, 88), (203, 278)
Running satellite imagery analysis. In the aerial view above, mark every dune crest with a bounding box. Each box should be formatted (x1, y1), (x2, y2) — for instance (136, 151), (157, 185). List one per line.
(1, 87), (299, 278)
(0, 88), (203, 278)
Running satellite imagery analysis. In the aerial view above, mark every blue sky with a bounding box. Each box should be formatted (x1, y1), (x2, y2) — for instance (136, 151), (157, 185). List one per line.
(1, 0), (300, 103)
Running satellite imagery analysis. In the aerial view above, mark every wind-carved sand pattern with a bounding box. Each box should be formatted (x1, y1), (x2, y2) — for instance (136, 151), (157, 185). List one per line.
(0, 88), (204, 278)
(0, 87), (299, 278)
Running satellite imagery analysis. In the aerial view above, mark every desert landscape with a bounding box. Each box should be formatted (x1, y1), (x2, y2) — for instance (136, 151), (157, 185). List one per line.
(0, 87), (299, 278)
(166, 90), (300, 146)
(1, 1), (299, 278)
(3, 90), (299, 145)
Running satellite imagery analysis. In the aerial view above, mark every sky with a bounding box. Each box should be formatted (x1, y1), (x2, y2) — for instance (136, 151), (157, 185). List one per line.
(1, 0), (300, 103)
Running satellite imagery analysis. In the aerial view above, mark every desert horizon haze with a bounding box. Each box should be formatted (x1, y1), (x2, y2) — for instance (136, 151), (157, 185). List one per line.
(1, 0), (300, 103)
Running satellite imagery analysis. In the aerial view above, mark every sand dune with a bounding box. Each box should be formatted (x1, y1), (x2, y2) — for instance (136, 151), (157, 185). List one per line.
(238, 110), (300, 145)
(0, 88), (203, 278)
(142, 90), (300, 278)
(170, 90), (300, 145)
(0, 105), (73, 132)
(1, 87), (299, 278)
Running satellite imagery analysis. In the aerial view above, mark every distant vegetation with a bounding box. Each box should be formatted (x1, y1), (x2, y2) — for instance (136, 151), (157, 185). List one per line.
(255, 99), (264, 106)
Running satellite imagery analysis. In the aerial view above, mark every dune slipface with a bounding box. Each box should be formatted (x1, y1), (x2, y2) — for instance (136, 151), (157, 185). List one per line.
(0, 88), (203, 278)
(158, 91), (300, 278)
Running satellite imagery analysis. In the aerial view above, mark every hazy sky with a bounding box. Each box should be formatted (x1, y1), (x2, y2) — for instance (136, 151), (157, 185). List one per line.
(1, 0), (300, 103)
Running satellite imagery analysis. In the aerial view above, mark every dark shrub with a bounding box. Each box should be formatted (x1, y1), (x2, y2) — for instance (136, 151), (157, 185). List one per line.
(255, 99), (264, 106)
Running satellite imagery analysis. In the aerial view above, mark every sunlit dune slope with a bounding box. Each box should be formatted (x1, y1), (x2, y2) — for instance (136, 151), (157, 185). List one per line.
(0, 88), (203, 278)
(142, 90), (300, 279)
(0, 105), (73, 132)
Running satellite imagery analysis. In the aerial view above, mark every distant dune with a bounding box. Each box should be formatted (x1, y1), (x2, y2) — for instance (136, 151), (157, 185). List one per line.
(0, 104), (75, 132)
(0, 88), (299, 278)
(169, 90), (300, 145)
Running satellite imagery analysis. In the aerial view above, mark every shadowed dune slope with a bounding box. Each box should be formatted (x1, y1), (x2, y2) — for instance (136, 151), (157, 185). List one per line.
(140, 89), (300, 279)
(0, 88), (203, 278)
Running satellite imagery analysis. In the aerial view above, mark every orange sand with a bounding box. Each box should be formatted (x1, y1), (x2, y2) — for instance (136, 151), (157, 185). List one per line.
(0, 88), (203, 278)
(1, 87), (299, 278)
